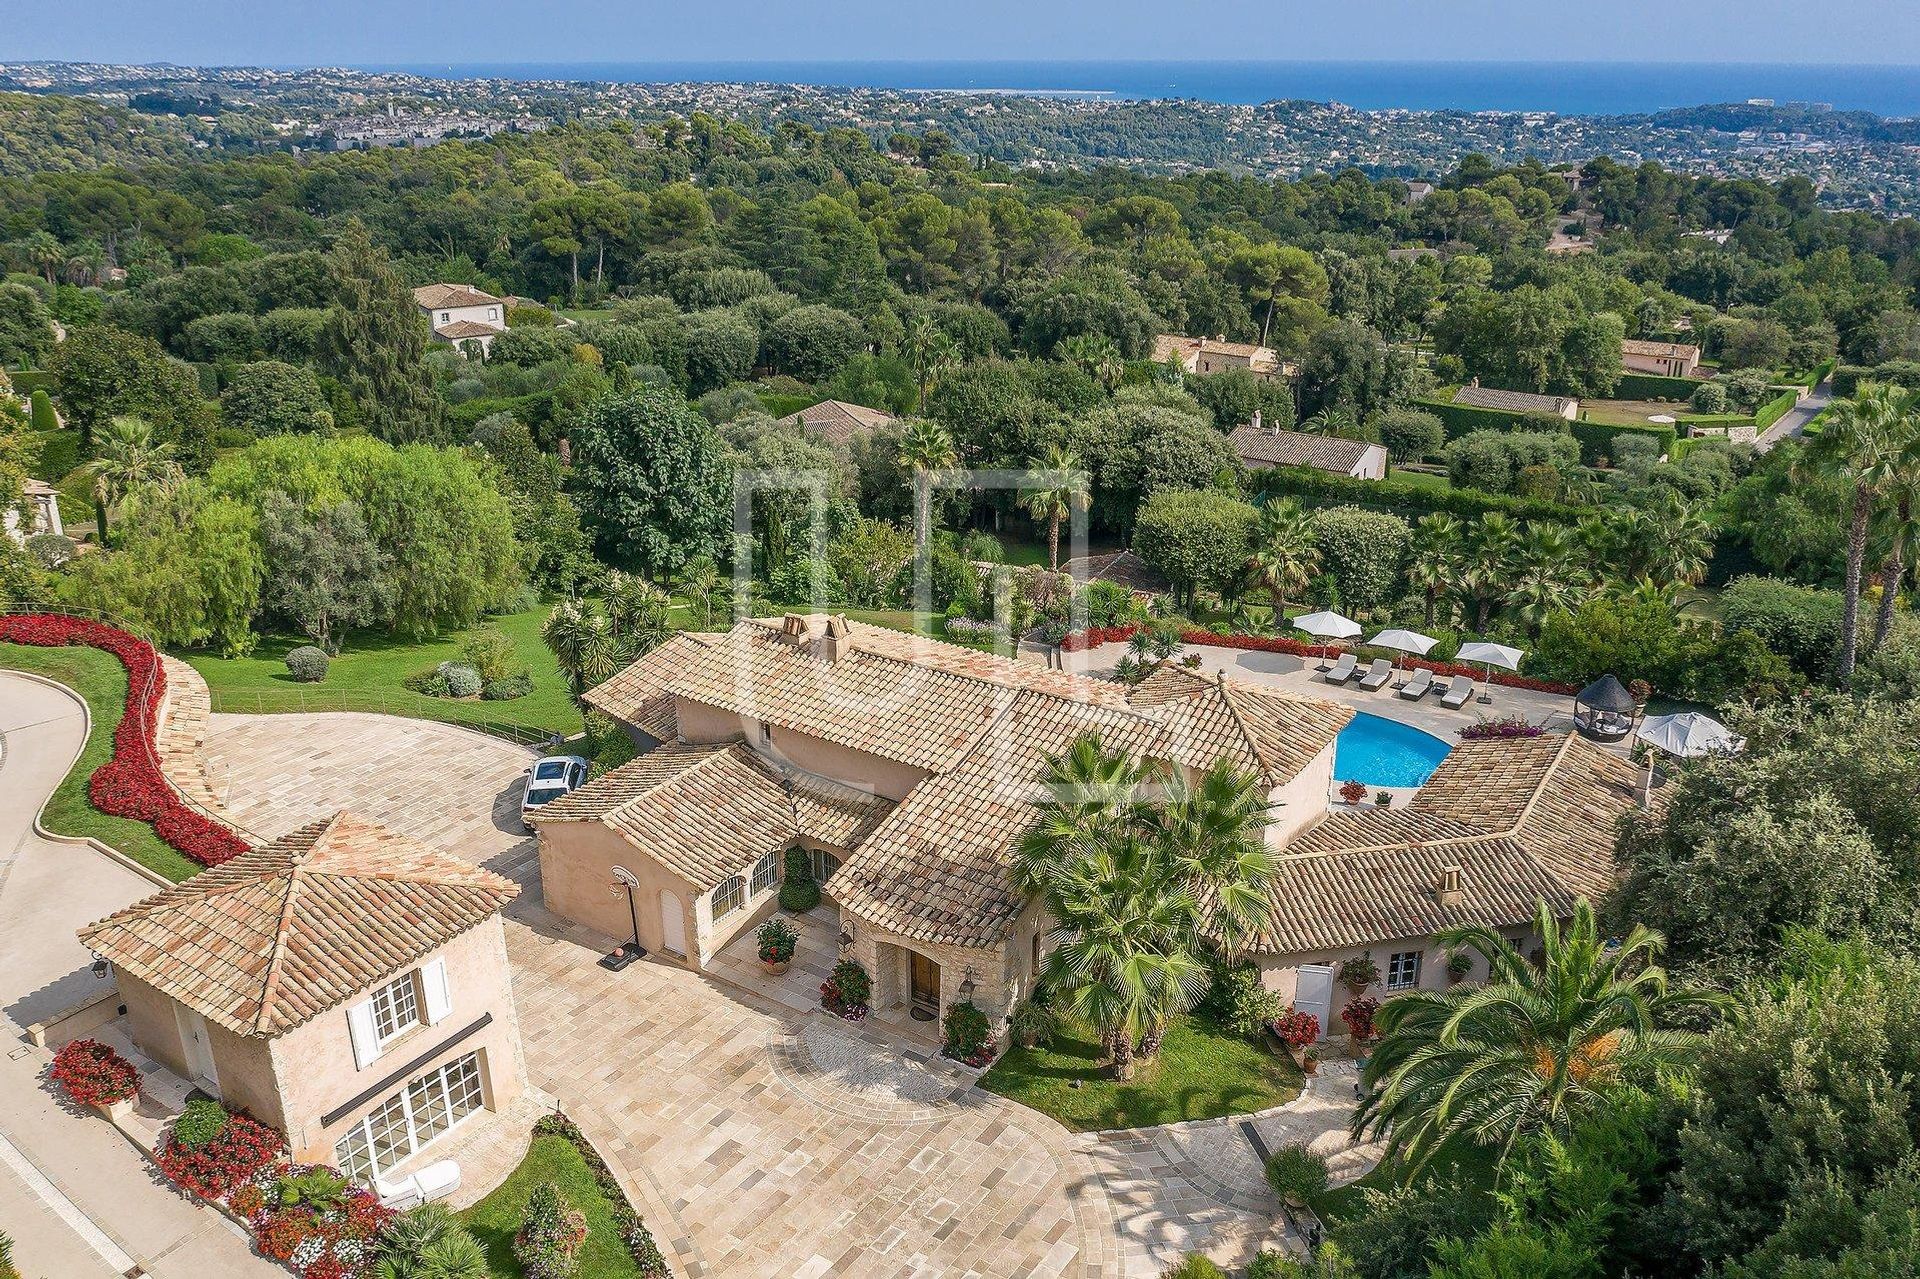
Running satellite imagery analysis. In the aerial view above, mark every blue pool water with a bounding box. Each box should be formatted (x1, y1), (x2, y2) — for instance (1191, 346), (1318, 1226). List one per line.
(1333, 713), (1452, 789)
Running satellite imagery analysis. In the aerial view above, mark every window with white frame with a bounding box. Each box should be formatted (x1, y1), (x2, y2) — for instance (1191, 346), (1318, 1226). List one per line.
(712, 874), (745, 921)
(368, 971), (421, 1045)
(750, 850), (780, 896)
(333, 1052), (484, 1183)
(439, 311), (450, 323)
(1386, 950), (1423, 991)
(487, 307), (499, 321)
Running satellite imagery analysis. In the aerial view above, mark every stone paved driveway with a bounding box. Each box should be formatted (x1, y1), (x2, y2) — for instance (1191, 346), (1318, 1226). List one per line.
(181, 707), (1376, 1276)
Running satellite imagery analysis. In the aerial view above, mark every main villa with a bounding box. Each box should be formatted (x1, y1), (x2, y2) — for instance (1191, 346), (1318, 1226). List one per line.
(532, 613), (1644, 1038)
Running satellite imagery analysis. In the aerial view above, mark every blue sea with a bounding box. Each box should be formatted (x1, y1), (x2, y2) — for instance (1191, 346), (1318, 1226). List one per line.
(368, 60), (1920, 118)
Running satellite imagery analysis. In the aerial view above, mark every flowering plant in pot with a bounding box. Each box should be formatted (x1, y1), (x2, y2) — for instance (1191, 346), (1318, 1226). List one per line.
(1269, 1009), (1319, 1064)
(1341, 996), (1381, 1049)
(820, 959), (870, 1020)
(1301, 1046), (1320, 1076)
(756, 917), (798, 973)
(49, 1038), (140, 1115)
(1337, 780), (1367, 805)
(1337, 953), (1379, 993)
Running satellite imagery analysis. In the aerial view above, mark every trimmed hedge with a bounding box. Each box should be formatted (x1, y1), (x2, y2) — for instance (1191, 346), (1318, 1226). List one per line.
(1570, 418), (1677, 464)
(1249, 464), (1595, 525)
(1414, 395), (1565, 440)
(1614, 372), (1701, 400)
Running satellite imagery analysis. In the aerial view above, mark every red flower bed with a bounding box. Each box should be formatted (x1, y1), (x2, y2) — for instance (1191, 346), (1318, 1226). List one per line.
(1059, 621), (1579, 695)
(156, 1109), (285, 1200)
(48, 1038), (140, 1106)
(0, 613), (249, 867)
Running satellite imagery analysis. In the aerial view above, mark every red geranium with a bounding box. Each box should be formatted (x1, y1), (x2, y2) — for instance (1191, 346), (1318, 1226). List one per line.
(0, 614), (250, 867)
(1272, 1009), (1320, 1048)
(1341, 996), (1382, 1041)
(48, 1038), (139, 1106)
(156, 1109), (285, 1200)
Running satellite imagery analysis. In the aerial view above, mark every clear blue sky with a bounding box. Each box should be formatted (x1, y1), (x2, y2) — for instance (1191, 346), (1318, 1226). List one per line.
(10, 0), (1919, 67)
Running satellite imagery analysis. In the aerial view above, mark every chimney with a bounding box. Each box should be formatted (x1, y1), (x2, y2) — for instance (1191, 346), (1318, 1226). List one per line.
(1437, 865), (1463, 908)
(822, 614), (854, 663)
(1251, 409), (1262, 433)
(779, 613), (808, 644)
(1468, 377), (1480, 389)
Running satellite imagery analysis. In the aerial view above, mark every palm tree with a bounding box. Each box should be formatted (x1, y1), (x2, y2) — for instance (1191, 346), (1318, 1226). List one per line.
(603, 571), (672, 658)
(1503, 523), (1585, 632)
(1022, 446), (1091, 570)
(907, 317), (958, 405)
(679, 556), (722, 629)
(541, 599), (616, 703)
(86, 416), (180, 545)
(1246, 498), (1321, 624)
(1057, 334), (1124, 392)
(1405, 513), (1464, 628)
(898, 418), (958, 566)
(1151, 759), (1277, 963)
(1797, 383), (1912, 683)
(1871, 396), (1920, 648)
(1354, 899), (1722, 1175)
(1461, 512), (1522, 632)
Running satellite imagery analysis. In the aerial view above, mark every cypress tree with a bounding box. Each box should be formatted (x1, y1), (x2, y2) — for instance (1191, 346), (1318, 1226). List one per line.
(316, 220), (443, 444)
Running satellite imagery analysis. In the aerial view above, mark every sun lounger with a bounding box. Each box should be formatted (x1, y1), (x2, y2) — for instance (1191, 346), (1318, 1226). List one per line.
(1358, 659), (1392, 691)
(1440, 678), (1475, 709)
(1324, 652), (1359, 684)
(1398, 667), (1434, 699)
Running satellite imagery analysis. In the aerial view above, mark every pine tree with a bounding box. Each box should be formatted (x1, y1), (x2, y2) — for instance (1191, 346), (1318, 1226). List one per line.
(317, 220), (443, 444)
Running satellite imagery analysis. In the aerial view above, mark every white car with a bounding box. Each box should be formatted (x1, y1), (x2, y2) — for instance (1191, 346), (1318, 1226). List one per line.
(521, 755), (589, 829)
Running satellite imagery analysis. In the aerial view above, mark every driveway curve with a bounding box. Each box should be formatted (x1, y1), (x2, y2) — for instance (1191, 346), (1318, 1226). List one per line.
(0, 670), (276, 1278)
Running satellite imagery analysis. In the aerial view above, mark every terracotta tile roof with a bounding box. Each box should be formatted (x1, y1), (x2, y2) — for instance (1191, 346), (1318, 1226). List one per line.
(412, 282), (504, 310)
(774, 400), (897, 446)
(656, 617), (1129, 772)
(830, 692), (1163, 948)
(581, 632), (723, 739)
(533, 740), (893, 891)
(1622, 338), (1701, 361)
(1227, 425), (1379, 475)
(1248, 734), (1645, 954)
(79, 812), (517, 1038)
(1452, 385), (1578, 416)
(1128, 665), (1354, 787)
(434, 318), (501, 340)
(23, 477), (58, 497)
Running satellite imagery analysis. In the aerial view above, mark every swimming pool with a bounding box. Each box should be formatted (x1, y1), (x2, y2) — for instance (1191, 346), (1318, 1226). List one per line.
(1333, 712), (1452, 789)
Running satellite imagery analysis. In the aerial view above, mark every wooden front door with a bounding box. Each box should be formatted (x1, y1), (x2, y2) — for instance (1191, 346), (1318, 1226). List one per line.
(909, 951), (940, 1021)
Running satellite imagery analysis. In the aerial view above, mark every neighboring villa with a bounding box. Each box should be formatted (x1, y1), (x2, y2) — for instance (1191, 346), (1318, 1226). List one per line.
(532, 616), (1646, 1041)
(775, 399), (898, 446)
(1152, 334), (1297, 382)
(1452, 382), (1580, 420)
(1622, 338), (1703, 379)
(1228, 411), (1388, 480)
(79, 811), (526, 1182)
(413, 283), (509, 354)
(5, 477), (62, 546)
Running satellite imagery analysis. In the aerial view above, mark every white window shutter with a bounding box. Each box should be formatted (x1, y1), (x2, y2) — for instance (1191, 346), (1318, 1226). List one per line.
(347, 999), (381, 1070)
(421, 959), (452, 1026)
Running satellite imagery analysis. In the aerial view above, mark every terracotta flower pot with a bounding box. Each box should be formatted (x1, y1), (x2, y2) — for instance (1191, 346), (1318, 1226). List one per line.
(762, 958), (791, 975)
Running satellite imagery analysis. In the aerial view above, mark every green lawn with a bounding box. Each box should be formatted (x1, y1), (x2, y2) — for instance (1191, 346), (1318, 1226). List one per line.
(180, 605), (581, 742)
(0, 642), (201, 882)
(459, 1134), (642, 1279)
(1389, 468), (1452, 490)
(980, 1013), (1303, 1132)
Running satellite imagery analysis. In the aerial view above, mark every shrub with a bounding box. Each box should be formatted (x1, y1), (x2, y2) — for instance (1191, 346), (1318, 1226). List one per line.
(778, 848), (821, 912)
(1202, 960), (1284, 1038)
(1162, 1256), (1227, 1279)
(459, 628), (519, 683)
(404, 668), (452, 697)
(1264, 1144), (1330, 1204)
(1310, 506), (1410, 609)
(24, 532), (75, 569)
(482, 671), (534, 701)
(1340, 995), (1381, 1041)
(514, 1181), (589, 1279)
(284, 645), (329, 683)
(1271, 1009), (1320, 1048)
(1690, 380), (1730, 413)
(29, 387), (57, 432)
(1008, 998), (1059, 1049)
(943, 1000), (995, 1065)
(172, 1097), (231, 1150)
(1720, 574), (1843, 679)
(1134, 489), (1260, 603)
(1374, 407), (1446, 463)
(48, 1038), (139, 1107)
(1247, 1252), (1315, 1279)
(821, 959), (871, 1020)
(756, 917), (798, 965)
(439, 662), (482, 699)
